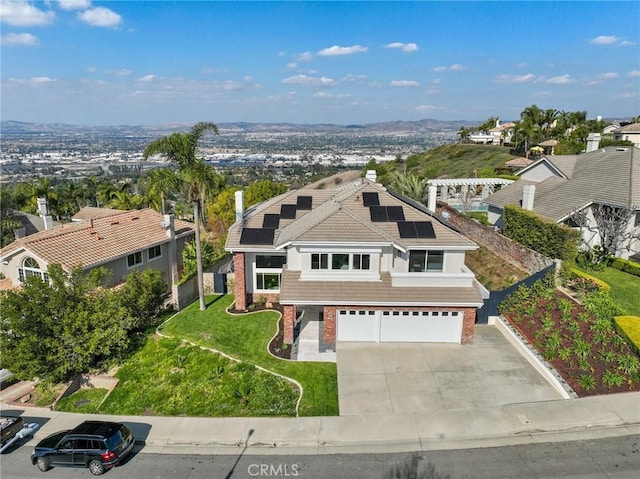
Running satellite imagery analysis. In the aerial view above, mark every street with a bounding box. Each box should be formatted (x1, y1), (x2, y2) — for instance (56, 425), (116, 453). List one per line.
(1, 434), (638, 479)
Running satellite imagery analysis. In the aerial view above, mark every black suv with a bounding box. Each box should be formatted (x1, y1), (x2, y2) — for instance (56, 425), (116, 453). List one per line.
(31, 421), (135, 475)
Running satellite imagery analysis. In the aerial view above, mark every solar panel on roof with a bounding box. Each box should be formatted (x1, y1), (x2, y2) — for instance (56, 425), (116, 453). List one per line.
(280, 204), (297, 219)
(370, 205), (388, 222)
(296, 196), (312, 210)
(362, 192), (380, 207)
(397, 221), (418, 238)
(262, 214), (280, 229)
(240, 228), (275, 245)
(415, 221), (436, 238)
(386, 206), (405, 221)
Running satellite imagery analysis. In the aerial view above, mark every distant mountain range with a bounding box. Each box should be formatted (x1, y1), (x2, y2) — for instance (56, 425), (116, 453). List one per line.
(0, 119), (478, 136)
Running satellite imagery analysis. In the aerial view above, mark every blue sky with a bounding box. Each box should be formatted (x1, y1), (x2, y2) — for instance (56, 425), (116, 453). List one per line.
(1, 1), (639, 126)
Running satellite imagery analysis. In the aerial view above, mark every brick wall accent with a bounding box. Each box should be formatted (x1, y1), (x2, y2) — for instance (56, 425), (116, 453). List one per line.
(437, 203), (553, 274)
(323, 306), (337, 346)
(461, 307), (476, 344)
(233, 253), (247, 310)
(283, 305), (296, 344)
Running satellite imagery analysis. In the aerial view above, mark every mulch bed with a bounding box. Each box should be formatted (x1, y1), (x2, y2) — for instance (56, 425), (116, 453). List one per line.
(503, 290), (640, 397)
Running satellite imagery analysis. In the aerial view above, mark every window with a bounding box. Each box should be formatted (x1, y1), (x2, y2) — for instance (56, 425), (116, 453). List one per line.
(312, 253), (371, 271)
(332, 253), (349, 270)
(353, 254), (371, 270)
(311, 253), (328, 270)
(256, 255), (286, 268)
(148, 245), (162, 260)
(17, 256), (48, 283)
(408, 250), (444, 272)
(127, 251), (143, 268)
(256, 273), (280, 290)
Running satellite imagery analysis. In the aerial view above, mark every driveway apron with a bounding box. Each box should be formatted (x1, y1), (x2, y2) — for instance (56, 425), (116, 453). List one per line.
(336, 324), (563, 416)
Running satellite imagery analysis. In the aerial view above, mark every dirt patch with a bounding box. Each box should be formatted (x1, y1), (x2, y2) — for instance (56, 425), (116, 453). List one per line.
(466, 246), (529, 290)
(268, 317), (292, 360)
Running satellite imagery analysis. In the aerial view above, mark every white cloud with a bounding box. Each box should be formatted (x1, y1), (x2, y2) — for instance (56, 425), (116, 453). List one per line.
(546, 74), (574, 84)
(0, 0), (55, 26)
(385, 42), (418, 52)
(317, 45), (368, 56)
(433, 64), (466, 72)
(1, 32), (38, 45)
(281, 74), (336, 87)
(619, 40), (636, 46)
(313, 92), (350, 99)
(494, 73), (537, 84)
(87, 66), (96, 73)
(390, 80), (419, 87)
(414, 104), (442, 112)
(613, 92), (637, 99)
(106, 68), (132, 76)
(137, 74), (156, 82)
(595, 72), (618, 81)
(31, 76), (56, 84)
(57, 0), (91, 10)
(295, 51), (313, 62)
(590, 35), (619, 45)
(628, 70), (640, 78)
(77, 6), (121, 27)
(286, 62), (298, 70)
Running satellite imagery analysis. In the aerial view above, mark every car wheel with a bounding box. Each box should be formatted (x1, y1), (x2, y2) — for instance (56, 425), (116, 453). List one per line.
(88, 459), (105, 476)
(36, 457), (51, 472)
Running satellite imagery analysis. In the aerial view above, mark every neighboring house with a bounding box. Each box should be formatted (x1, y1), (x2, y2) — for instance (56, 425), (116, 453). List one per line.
(469, 121), (515, 145)
(613, 122), (640, 147)
(8, 197), (60, 240)
(225, 178), (484, 348)
(0, 208), (195, 305)
(484, 145), (640, 259)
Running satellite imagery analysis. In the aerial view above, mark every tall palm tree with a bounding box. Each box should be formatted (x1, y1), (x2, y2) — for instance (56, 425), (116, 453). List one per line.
(390, 172), (430, 204)
(143, 167), (180, 214)
(143, 122), (220, 311)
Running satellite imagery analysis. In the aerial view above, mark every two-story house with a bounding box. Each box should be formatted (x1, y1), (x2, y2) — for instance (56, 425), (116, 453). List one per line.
(225, 179), (484, 348)
(0, 208), (195, 306)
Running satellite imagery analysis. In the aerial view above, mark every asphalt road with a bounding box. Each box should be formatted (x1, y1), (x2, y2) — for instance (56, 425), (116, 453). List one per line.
(1, 434), (638, 479)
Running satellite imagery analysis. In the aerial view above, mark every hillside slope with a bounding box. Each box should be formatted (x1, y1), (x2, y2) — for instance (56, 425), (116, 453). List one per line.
(405, 144), (518, 179)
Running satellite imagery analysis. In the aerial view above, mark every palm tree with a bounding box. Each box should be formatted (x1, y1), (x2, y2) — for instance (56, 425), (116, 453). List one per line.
(457, 126), (470, 143)
(143, 167), (180, 214)
(143, 122), (220, 311)
(390, 172), (430, 204)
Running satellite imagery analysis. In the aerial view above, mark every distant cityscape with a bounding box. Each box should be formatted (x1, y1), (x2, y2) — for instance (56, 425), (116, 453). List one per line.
(0, 119), (473, 183)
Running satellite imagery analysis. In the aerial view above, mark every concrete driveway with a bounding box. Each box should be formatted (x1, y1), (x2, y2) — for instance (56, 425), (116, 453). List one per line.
(337, 325), (563, 416)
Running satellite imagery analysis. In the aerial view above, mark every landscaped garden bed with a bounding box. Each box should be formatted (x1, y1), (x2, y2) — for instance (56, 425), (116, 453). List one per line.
(499, 279), (640, 396)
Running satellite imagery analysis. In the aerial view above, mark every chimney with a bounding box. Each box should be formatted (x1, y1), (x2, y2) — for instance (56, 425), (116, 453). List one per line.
(427, 184), (438, 212)
(37, 197), (53, 230)
(365, 170), (377, 183)
(586, 133), (601, 153)
(235, 190), (244, 223)
(163, 214), (175, 239)
(522, 184), (536, 211)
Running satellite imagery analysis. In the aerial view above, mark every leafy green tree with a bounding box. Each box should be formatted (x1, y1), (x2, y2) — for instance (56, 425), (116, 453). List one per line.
(143, 122), (221, 311)
(206, 187), (238, 236)
(0, 265), (129, 382)
(181, 240), (220, 281)
(244, 179), (288, 208)
(389, 172), (430, 204)
(478, 116), (499, 132)
(116, 269), (168, 330)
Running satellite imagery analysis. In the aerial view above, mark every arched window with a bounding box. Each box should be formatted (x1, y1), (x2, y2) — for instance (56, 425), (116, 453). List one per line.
(18, 256), (48, 283)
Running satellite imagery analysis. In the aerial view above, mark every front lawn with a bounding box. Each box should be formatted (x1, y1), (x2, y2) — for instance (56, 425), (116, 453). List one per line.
(98, 337), (299, 416)
(159, 295), (339, 417)
(582, 267), (640, 316)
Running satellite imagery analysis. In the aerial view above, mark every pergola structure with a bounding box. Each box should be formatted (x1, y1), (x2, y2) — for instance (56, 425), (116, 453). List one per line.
(427, 178), (514, 212)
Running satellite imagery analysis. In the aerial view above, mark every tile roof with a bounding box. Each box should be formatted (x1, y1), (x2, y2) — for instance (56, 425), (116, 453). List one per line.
(280, 270), (483, 306)
(485, 146), (640, 221)
(226, 180), (477, 251)
(0, 208), (195, 270)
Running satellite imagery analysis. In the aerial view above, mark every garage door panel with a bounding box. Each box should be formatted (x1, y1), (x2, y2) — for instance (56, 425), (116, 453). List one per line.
(337, 312), (378, 341)
(380, 315), (462, 343)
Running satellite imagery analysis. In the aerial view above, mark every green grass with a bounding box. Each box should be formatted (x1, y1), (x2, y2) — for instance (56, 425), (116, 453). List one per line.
(55, 388), (108, 414)
(158, 295), (339, 416)
(99, 336), (299, 417)
(585, 267), (640, 316)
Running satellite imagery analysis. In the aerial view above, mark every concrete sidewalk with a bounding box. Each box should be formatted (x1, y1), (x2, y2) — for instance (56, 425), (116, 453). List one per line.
(2, 391), (639, 455)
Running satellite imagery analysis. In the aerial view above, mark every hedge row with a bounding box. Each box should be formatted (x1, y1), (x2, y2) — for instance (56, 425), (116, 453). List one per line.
(503, 204), (580, 261)
(611, 258), (640, 278)
(569, 268), (611, 292)
(614, 316), (640, 357)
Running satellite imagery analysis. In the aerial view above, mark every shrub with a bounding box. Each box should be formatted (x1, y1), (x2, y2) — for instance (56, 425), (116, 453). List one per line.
(614, 316), (640, 356)
(582, 291), (624, 322)
(503, 204), (580, 261)
(611, 258), (640, 278)
(568, 268), (610, 293)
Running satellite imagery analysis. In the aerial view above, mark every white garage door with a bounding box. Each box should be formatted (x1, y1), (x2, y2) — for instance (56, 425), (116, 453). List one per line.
(337, 310), (378, 341)
(380, 311), (462, 343)
(337, 310), (463, 343)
